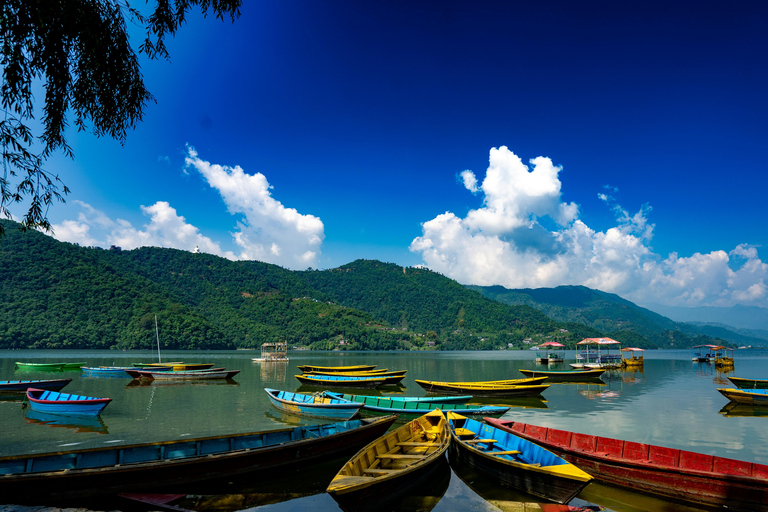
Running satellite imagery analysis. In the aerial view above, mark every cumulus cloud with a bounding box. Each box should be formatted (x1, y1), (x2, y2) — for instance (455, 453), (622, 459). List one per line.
(410, 146), (768, 307)
(50, 147), (325, 269)
(184, 146), (324, 268)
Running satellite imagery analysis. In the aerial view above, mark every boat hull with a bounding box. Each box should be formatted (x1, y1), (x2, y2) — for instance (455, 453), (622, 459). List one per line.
(718, 387), (768, 405)
(728, 376), (768, 389)
(125, 369), (240, 380)
(0, 379), (71, 392)
(81, 367), (134, 377)
(295, 374), (386, 388)
(447, 414), (591, 504)
(296, 364), (377, 373)
(26, 389), (111, 416)
(486, 418), (768, 511)
(0, 415), (397, 503)
(323, 392), (509, 416)
(327, 410), (450, 512)
(265, 388), (363, 420)
(518, 369), (606, 382)
(414, 379), (549, 397)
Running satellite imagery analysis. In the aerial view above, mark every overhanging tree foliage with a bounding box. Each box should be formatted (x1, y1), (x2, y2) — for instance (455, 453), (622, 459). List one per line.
(0, 0), (241, 236)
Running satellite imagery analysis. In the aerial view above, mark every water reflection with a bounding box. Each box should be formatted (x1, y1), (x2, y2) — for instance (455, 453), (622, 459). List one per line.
(719, 402), (768, 418)
(468, 396), (549, 410)
(125, 379), (240, 388)
(578, 482), (714, 512)
(255, 361), (288, 381)
(24, 409), (109, 434)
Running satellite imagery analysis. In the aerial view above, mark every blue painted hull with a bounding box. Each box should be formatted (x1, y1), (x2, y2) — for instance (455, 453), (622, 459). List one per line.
(265, 388), (363, 420)
(0, 379), (71, 392)
(323, 392), (509, 416)
(26, 389), (111, 416)
(81, 367), (134, 377)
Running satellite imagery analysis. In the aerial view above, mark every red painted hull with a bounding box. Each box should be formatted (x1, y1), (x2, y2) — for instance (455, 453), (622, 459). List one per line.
(486, 418), (768, 511)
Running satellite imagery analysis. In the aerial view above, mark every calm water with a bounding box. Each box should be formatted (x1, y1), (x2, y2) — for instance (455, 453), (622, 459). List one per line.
(2, 349), (767, 511)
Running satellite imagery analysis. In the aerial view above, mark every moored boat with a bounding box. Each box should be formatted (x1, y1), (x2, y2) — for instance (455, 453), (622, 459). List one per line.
(620, 347), (644, 367)
(265, 388), (364, 420)
(140, 362), (214, 371)
(323, 391), (510, 416)
(728, 376), (768, 389)
(26, 388), (112, 416)
(325, 392), (473, 405)
(518, 369), (606, 382)
(125, 368), (240, 380)
(326, 409), (450, 512)
(718, 387), (768, 405)
(485, 417), (768, 511)
(0, 378), (71, 392)
(295, 373), (387, 389)
(572, 338), (621, 369)
(447, 412), (592, 504)
(303, 370), (406, 385)
(414, 378), (549, 397)
(133, 361), (184, 368)
(0, 415), (397, 503)
(296, 364), (377, 373)
(81, 366), (136, 377)
(14, 362), (66, 371)
(534, 341), (566, 364)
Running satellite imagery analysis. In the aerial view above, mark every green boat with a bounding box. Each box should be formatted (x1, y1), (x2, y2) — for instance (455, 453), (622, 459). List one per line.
(323, 392), (510, 416)
(15, 362), (85, 371)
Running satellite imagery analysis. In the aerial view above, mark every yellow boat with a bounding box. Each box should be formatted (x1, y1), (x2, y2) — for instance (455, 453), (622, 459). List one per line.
(326, 409), (449, 512)
(143, 363), (215, 371)
(414, 378), (549, 397)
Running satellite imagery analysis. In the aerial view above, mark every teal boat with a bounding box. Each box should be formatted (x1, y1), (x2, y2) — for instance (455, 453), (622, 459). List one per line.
(324, 392), (510, 416)
(265, 388), (364, 420)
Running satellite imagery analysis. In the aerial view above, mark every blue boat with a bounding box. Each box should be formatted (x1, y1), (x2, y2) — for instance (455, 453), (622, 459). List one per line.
(446, 412), (592, 504)
(323, 391), (510, 416)
(265, 388), (364, 420)
(81, 367), (135, 377)
(295, 373), (387, 388)
(0, 379), (71, 392)
(26, 388), (112, 416)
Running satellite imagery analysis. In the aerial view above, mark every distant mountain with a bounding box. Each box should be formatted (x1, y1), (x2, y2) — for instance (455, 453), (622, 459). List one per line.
(467, 284), (766, 348)
(644, 303), (768, 331)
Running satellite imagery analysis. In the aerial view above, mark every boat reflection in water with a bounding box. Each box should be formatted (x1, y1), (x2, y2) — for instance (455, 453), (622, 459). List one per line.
(579, 481), (716, 512)
(24, 409), (109, 434)
(719, 402), (768, 418)
(125, 379), (240, 388)
(467, 396), (549, 410)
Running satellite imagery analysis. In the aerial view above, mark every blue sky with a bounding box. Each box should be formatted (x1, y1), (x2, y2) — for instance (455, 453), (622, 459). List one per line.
(23, 1), (768, 308)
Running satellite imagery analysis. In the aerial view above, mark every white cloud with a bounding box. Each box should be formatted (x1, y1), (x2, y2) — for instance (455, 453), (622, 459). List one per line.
(460, 170), (479, 193)
(410, 146), (768, 307)
(184, 146), (324, 268)
(49, 147), (325, 269)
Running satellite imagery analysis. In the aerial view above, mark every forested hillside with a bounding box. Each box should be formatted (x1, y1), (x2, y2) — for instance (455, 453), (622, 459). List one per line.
(0, 221), (730, 350)
(468, 284), (741, 348)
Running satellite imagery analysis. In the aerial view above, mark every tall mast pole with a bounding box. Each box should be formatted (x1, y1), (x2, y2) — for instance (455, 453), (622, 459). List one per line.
(155, 315), (161, 363)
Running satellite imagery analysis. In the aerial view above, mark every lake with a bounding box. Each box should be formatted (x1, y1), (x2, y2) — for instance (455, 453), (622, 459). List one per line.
(1, 348), (767, 512)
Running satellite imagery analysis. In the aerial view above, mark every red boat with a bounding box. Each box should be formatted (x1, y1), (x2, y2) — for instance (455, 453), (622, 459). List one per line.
(485, 418), (768, 511)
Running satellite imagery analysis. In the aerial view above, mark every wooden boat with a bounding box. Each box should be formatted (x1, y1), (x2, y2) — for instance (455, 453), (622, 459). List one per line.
(0, 415), (397, 503)
(712, 346), (735, 368)
(14, 362), (65, 370)
(140, 362), (214, 371)
(252, 341), (289, 362)
(133, 361), (185, 368)
(717, 387), (768, 405)
(414, 378), (549, 397)
(518, 369), (606, 382)
(728, 376), (768, 389)
(326, 393), (473, 405)
(305, 370), (406, 385)
(295, 373), (387, 389)
(296, 364), (377, 373)
(125, 369), (240, 380)
(265, 388), (364, 420)
(326, 409), (450, 512)
(447, 412), (592, 504)
(0, 378), (71, 392)
(485, 417), (768, 510)
(26, 388), (112, 416)
(323, 391), (510, 416)
(81, 366), (136, 377)
(620, 347), (644, 367)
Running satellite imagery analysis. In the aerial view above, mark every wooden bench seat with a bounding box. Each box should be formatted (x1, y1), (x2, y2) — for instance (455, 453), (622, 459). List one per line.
(376, 454), (423, 460)
(396, 442), (436, 447)
(465, 439), (497, 444)
(489, 450), (521, 456)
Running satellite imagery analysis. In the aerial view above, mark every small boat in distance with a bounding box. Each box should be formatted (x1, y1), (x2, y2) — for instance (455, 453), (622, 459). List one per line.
(323, 391), (510, 416)
(447, 412), (592, 504)
(485, 417), (768, 510)
(0, 379), (71, 392)
(125, 369), (240, 381)
(327, 409), (450, 512)
(325, 392), (473, 405)
(252, 341), (289, 362)
(265, 388), (364, 420)
(26, 388), (112, 416)
(414, 378), (549, 397)
(0, 415), (397, 503)
(717, 387), (768, 405)
(81, 366), (135, 377)
(621, 347), (645, 367)
(295, 374), (387, 389)
(692, 344), (718, 362)
(571, 338), (621, 369)
(296, 364), (377, 373)
(712, 345), (735, 368)
(518, 369), (606, 382)
(533, 341), (566, 364)
(139, 363), (214, 371)
(728, 376), (768, 389)
(304, 370), (406, 386)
